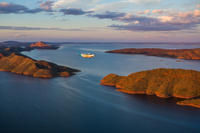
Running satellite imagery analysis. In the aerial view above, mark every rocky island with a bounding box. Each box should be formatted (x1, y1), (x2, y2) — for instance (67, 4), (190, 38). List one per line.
(30, 41), (59, 49)
(0, 42), (79, 78)
(106, 48), (200, 60)
(101, 68), (200, 108)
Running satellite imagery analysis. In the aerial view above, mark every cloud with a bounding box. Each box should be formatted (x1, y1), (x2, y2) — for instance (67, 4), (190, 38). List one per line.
(90, 11), (157, 23)
(91, 0), (161, 13)
(52, 0), (77, 8)
(89, 11), (126, 20)
(60, 8), (93, 15)
(91, 10), (200, 31)
(137, 9), (151, 15)
(0, 25), (87, 31)
(52, 0), (99, 9)
(0, 2), (29, 14)
(90, 1), (130, 12)
(194, 9), (200, 17)
(39, 0), (54, 11)
(0, 2), (48, 14)
(158, 16), (173, 22)
(152, 9), (165, 14)
(0, 1), (93, 16)
(127, 0), (161, 3)
(110, 22), (196, 31)
(1, 1), (199, 32)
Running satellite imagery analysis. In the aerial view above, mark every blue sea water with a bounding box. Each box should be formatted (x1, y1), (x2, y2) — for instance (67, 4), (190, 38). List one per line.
(0, 43), (200, 133)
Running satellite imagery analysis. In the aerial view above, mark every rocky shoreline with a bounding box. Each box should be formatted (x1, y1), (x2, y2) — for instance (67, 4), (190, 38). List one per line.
(106, 48), (200, 60)
(0, 42), (79, 78)
(101, 68), (200, 108)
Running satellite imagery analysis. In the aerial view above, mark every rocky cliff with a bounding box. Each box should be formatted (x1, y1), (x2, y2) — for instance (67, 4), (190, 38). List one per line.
(101, 68), (200, 108)
(106, 48), (200, 60)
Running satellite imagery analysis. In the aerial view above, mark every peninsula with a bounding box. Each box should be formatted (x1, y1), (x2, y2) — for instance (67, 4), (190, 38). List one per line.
(106, 48), (200, 60)
(101, 68), (200, 108)
(0, 42), (79, 78)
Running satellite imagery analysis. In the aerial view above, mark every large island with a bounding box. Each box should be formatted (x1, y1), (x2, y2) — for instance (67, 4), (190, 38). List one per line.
(0, 42), (79, 78)
(106, 48), (200, 60)
(101, 68), (200, 108)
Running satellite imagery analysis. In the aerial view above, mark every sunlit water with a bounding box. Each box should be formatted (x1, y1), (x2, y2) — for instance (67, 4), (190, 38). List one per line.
(0, 43), (200, 133)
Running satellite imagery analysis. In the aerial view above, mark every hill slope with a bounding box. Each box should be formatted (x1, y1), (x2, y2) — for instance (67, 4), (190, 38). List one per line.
(101, 68), (200, 108)
(0, 49), (79, 78)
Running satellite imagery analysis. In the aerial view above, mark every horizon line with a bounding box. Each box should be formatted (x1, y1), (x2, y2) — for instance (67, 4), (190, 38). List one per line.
(1, 40), (200, 44)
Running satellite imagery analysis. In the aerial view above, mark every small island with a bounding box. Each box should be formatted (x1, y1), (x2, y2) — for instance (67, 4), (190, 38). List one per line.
(106, 48), (200, 60)
(30, 41), (59, 49)
(0, 42), (79, 78)
(101, 68), (200, 108)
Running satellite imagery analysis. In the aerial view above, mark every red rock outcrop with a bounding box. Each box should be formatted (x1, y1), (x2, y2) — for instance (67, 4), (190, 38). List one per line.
(30, 41), (58, 49)
(30, 41), (50, 48)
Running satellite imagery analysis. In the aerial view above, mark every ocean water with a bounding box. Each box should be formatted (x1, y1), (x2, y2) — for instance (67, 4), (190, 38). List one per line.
(0, 43), (200, 133)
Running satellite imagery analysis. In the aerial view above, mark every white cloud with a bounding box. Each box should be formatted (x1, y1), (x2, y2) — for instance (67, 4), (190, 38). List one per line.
(53, 0), (77, 8)
(91, 1), (130, 12)
(158, 16), (173, 22)
(52, 0), (100, 9)
(127, 0), (161, 3)
(52, 0), (162, 12)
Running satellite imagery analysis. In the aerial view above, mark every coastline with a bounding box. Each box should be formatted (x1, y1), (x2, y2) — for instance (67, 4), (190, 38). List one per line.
(101, 68), (200, 108)
(0, 42), (80, 78)
(106, 48), (200, 60)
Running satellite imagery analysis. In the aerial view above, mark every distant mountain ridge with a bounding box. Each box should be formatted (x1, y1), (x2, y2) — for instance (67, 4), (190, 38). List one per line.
(106, 48), (200, 60)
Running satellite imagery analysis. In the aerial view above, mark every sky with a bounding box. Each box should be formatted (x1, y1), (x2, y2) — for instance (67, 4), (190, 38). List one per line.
(0, 0), (200, 42)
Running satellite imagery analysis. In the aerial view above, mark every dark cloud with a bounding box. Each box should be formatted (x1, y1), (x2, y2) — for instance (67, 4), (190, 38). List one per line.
(0, 2), (29, 14)
(60, 8), (93, 15)
(26, 8), (44, 13)
(0, 25), (86, 31)
(89, 11), (125, 20)
(0, 1), (92, 16)
(90, 11), (158, 23)
(120, 15), (157, 23)
(0, 2), (47, 14)
(91, 11), (200, 31)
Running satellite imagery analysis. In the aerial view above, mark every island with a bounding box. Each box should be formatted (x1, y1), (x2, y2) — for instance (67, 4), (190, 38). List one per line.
(0, 42), (79, 78)
(101, 68), (200, 108)
(30, 41), (59, 49)
(106, 48), (200, 60)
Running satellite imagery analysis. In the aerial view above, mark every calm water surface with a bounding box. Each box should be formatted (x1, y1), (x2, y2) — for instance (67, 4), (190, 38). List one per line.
(0, 43), (200, 133)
